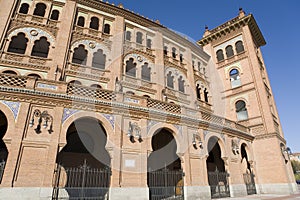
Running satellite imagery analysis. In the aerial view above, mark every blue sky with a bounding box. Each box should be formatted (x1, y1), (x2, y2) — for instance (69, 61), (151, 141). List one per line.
(108, 1), (300, 152)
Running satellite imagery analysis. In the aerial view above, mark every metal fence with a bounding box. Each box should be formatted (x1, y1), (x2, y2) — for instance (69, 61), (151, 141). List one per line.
(208, 170), (230, 199)
(52, 161), (111, 200)
(243, 173), (256, 195)
(148, 168), (184, 200)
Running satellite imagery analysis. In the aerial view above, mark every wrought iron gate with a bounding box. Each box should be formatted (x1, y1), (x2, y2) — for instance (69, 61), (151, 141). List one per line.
(243, 173), (256, 195)
(52, 161), (111, 200)
(208, 170), (230, 199)
(148, 168), (184, 200)
(0, 160), (5, 183)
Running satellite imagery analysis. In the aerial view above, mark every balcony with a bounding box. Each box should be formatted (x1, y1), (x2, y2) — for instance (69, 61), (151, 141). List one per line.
(65, 63), (110, 82)
(74, 26), (111, 41)
(0, 52), (51, 71)
(0, 74), (251, 136)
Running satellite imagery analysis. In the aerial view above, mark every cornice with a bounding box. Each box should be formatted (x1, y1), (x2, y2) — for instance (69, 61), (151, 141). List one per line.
(0, 86), (252, 140)
(198, 14), (266, 47)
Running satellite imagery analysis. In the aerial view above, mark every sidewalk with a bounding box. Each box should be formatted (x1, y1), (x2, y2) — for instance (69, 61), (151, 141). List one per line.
(216, 186), (300, 200)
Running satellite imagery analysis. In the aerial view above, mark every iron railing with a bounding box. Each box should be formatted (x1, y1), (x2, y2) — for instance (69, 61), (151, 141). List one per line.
(208, 170), (230, 199)
(243, 173), (256, 195)
(148, 168), (184, 200)
(52, 161), (111, 200)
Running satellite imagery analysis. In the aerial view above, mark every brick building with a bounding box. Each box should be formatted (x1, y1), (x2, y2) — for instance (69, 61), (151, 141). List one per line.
(0, 0), (297, 199)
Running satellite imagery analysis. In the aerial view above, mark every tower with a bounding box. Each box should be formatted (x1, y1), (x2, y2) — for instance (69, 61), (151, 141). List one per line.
(198, 8), (297, 194)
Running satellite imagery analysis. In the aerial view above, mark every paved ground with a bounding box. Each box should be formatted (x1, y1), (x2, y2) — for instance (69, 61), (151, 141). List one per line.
(216, 185), (300, 200)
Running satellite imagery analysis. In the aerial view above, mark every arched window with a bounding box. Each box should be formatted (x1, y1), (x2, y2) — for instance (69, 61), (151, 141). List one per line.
(103, 24), (110, 34)
(136, 32), (143, 44)
(236, 100), (248, 121)
(147, 39), (152, 49)
(27, 73), (41, 79)
(77, 16), (85, 27)
(216, 49), (224, 61)
(69, 80), (82, 85)
(90, 17), (99, 30)
(163, 46), (168, 55)
(230, 69), (241, 88)
(226, 45), (234, 58)
(125, 31), (131, 41)
(196, 84), (201, 100)
(50, 10), (59, 21)
(204, 88), (209, 103)
(31, 37), (50, 58)
(235, 41), (245, 53)
(180, 54), (183, 63)
(167, 71), (174, 88)
(197, 61), (201, 72)
(125, 58), (136, 77)
(90, 84), (102, 89)
(72, 45), (87, 65)
(92, 49), (106, 69)
(126, 91), (135, 95)
(19, 3), (29, 14)
(2, 70), (17, 75)
(172, 47), (176, 59)
(141, 62), (151, 81)
(33, 3), (46, 17)
(8, 33), (28, 54)
(178, 76), (185, 93)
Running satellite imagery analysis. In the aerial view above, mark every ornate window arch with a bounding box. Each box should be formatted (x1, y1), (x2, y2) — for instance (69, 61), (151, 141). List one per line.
(103, 24), (110, 34)
(71, 40), (110, 68)
(90, 17), (99, 30)
(7, 32), (28, 54)
(178, 76), (185, 93)
(77, 16), (85, 27)
(235, 100), (248, 121)
(136, 32), (143, 44)
(50, 10), (59, 21)
(230, 69), (241, 88)
(235, 41), (245, 54)
(27, 73), (42, 79)
(167, 71), (174, 89)
(125, 58), (137, 77)
(19, 3), (29, 14)
(72, 44), (88, 65)
(226, 45), (234, 58)
(92, 49), (106, 69)
(33, 3), (47, 17)
(1, 70), (18, 75)
(172, 47), (177, 58)
(216, 49), (224, 61)
(125, 31), (131, 41)
(141, 62), (151, 81)
(31, 37), (50, 58)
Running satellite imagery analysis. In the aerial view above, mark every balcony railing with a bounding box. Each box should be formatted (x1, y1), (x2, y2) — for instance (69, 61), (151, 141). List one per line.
(15, 13), (60, 28)
(0, 52), (51, 70)
(0, 74), (250, 134)
(147, 98), (181, 114)
(67, 84), (115, 101)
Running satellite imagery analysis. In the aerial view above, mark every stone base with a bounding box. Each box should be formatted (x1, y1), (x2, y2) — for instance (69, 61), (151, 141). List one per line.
(109, 187), (149, 200)
(0, 187), (53, 200)
(229, 184), (248, 197)
(258, 183), (299, 195)
(184, 186), (211, 200)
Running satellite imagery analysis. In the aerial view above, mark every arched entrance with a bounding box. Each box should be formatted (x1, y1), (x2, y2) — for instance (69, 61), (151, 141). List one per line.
(206, 137), (230, 199)
(53, 117), (111, 200)
(147, 128), (184, 200)
(241, 144), (256, 195)
(0, 110), (8, 183)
